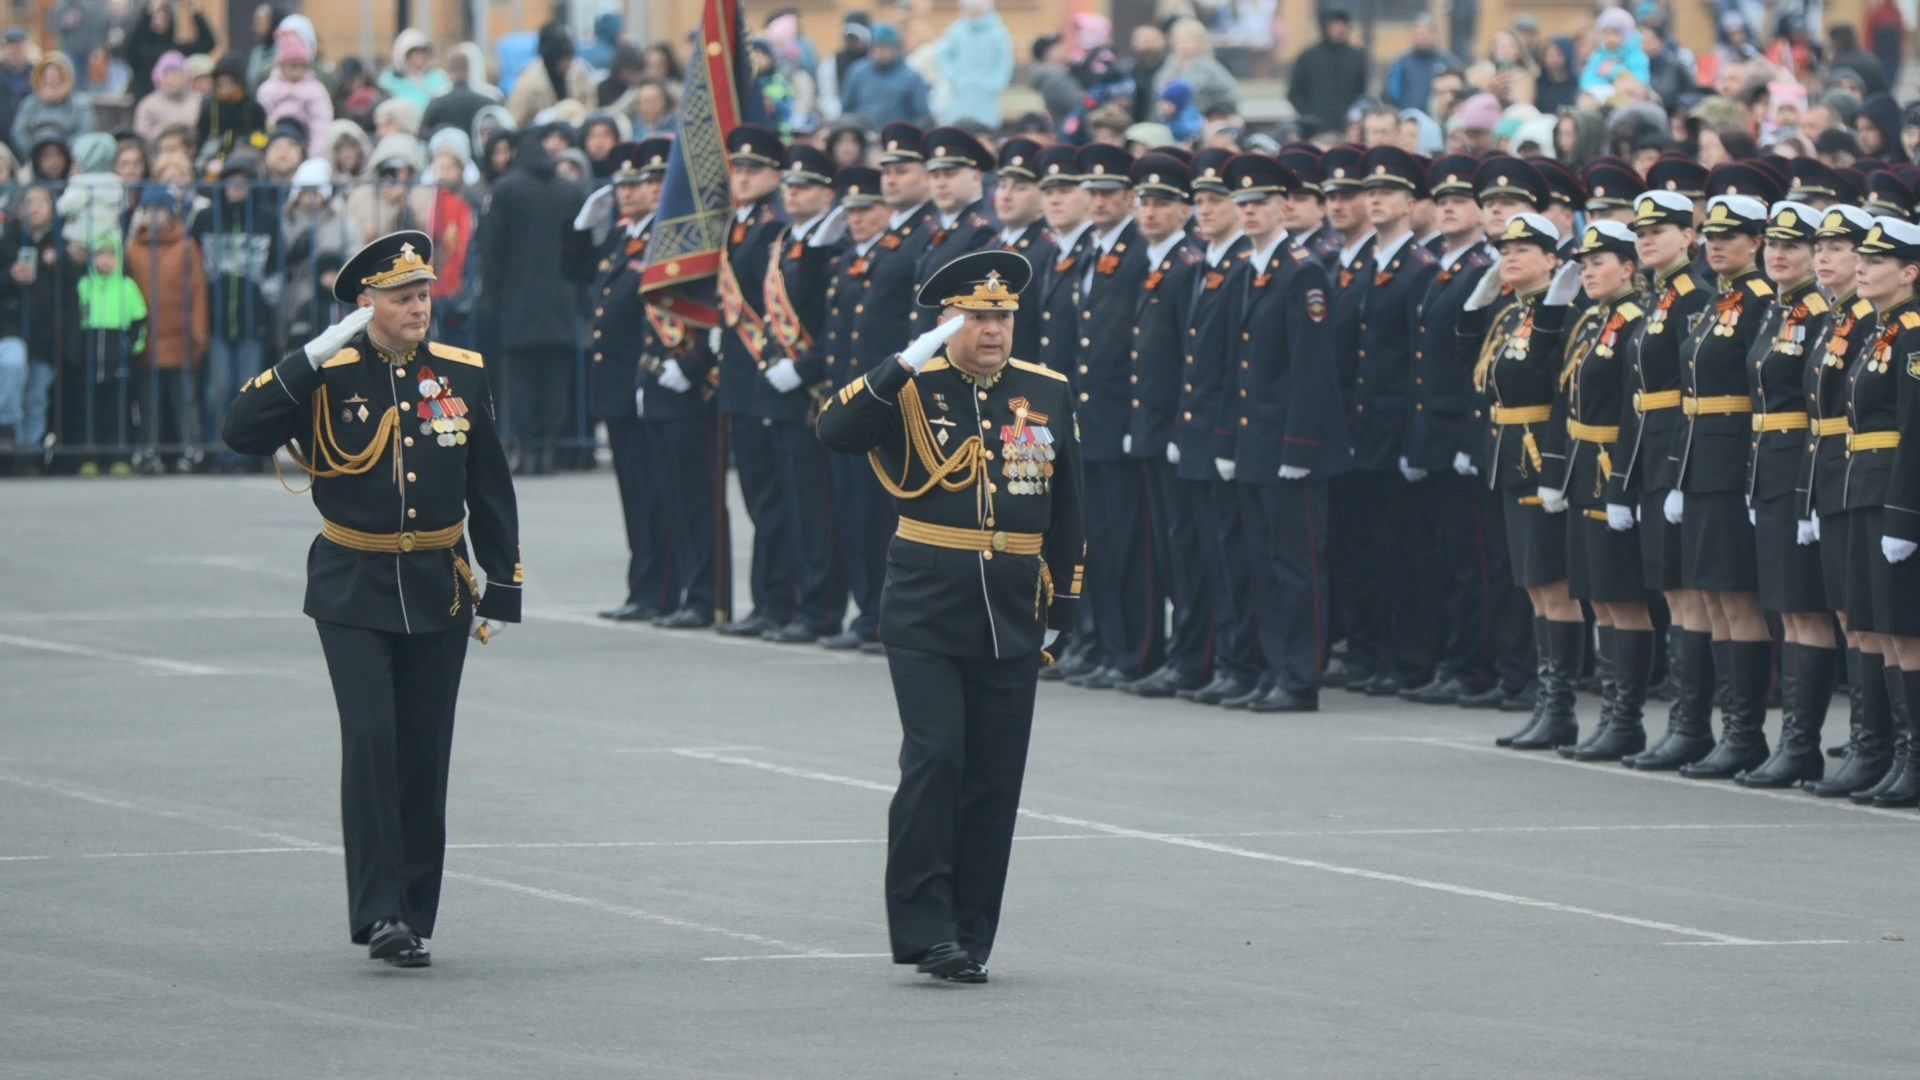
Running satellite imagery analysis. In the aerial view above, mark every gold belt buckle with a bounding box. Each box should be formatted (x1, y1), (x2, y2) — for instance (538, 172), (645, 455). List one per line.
(990, 530), (1009, 553)
(398, 531), (417, 553)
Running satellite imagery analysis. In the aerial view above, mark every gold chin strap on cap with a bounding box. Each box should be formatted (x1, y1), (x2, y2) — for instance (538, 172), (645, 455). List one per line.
(869, 380), (994, 522)
(276, 384), (403, 494)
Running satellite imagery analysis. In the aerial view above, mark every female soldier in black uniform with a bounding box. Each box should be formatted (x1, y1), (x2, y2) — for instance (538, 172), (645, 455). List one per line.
(1845, 217), (1920, 807)
(1664, 170), (1781, 781)
(1459, 213), (1586, 750)
(1800, 205), (1897, 797)
(1736, 201), (1842, 787)
(1557, 221), (1654, 761)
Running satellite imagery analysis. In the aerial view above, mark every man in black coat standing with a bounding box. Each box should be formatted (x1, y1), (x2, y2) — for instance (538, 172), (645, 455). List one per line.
(484, 132), (586, 475)
(1287, 9), (1369, 137)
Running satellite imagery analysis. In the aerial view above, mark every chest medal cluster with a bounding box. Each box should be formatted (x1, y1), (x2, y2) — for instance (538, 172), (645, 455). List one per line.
(415, 365), (472, 446)
(999, 396), (1055, 496)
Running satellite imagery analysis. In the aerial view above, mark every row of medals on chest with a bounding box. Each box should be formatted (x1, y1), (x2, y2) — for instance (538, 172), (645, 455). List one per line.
(339, 364), (473, 446)
(931, 388), (1055, 495)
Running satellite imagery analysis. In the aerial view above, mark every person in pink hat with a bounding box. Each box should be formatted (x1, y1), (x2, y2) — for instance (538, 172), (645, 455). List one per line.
(256, 26), (333, 156)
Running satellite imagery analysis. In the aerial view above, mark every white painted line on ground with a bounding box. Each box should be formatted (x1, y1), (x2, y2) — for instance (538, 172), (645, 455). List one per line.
(525, 609), (870, 663)
(701, 952), (891, 962)
(1382, 736), (1920, 823)
(0, 631), (287, 676)
(669, 749), (1796, 947)
(0, 775), (327, 848)
(611, 745), (769, 754)
(1660, 939), (1856, 947)
(0, 609), (300, 623)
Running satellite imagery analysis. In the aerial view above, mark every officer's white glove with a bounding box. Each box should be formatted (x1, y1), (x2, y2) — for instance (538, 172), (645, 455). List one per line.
(1885, 536), (1918, 564)
(1796, 517), (1818, 545)
(574, 184), (616, 231)
(1122, 434), (1132, 454)
(1398, 455), (1427, 483)
(1538, 486), (1568, 513)
(809, 204), (848, 247)
(303, 307), (374, 369)
(659, 359), (693, 393)
(1809, 510), (1820, 542)
(1748, 507), (1758, 526)
(898, 316), (966, 372)
(1464, 255), (1505, 311)
(1544, 260), (1583, 306)
(1452, 450), (1479, 477)
(1215, 457), (1236, 482)
(470, 614), (502, 644)
(1043, 628), (1060, 650)
(1663, 489), (1684, 524)
(765, 357), (803, 393)
(1607, 503), (1635, 531)
(1166, 442), (1181, 465)
(634, 387), (645, 418)
(1279, 465), (1311, 480)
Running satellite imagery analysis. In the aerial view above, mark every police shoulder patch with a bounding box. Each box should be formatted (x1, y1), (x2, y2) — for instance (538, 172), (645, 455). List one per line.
(1291, 246), (1310, 263)
(1909, 353), (1920, 379)
(428, 342), (485, 367)
(1008, 358), (1068, 382)
(1305, 289), (1328, 323)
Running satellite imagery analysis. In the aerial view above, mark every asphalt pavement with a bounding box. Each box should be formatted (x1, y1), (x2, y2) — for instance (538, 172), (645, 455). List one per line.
(3, 472), (1916, 1078)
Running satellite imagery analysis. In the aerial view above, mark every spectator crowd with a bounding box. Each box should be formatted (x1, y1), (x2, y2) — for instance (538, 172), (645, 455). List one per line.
(0, 0), (1914, 475)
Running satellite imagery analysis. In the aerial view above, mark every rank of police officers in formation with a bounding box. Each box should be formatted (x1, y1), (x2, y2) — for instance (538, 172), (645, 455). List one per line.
(223, 122), (1920, 982)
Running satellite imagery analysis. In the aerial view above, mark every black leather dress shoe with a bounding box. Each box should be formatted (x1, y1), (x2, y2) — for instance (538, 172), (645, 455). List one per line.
(1068, 665), (1127, 690)
(1401, 676), (1476, 705)
(1053, 650), (1097, 680)
(1455, 683), (1509, 709)
(942, 961), (988, 984)
(914, 941), (972, 978)
(1218, 685), (1266, 710)
(385, 934), (431, 968)
(763, 622), (823, 644)
(1361, 673), (1404, 697)
(1321, 657), (1360, 688)
(599, 602), (656, 621)
(653, 608), (713, 629)
(715, 613), (774, 637)
(819, 631), (866, 650)
(1185, 675), (1254, 705)
(1129, 667), (1208, 699)
(859, 640), (886, 655)
(367, 918), (414, 961)
(1247, 687), (1318, 713)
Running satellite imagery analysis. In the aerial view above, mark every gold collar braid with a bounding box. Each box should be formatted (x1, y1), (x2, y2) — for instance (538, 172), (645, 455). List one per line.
(868, 379), (994, 522)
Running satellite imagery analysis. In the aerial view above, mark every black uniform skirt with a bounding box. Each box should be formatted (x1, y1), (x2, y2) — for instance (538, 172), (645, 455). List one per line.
(1754, 492), (1826, 613)
(1819, 509), (1851, 612)
(1679, 490), (1758, 592)
(1859, 506), (1920, 636)
(1503, 491), (1568, 587)
(1637, 486), (1683, 591)
(1569, 508), (1649, 603)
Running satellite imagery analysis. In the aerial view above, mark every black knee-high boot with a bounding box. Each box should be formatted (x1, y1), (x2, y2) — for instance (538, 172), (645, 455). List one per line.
(1496, 617), (1552, 747)
(1681, 640), (1773, 779)
(1512, 620), (1585, 750)
(1628, 629), (1718, 770)
(1813, 650), (1895, 797)
(1740, 643), (1837, 787)
(1562, 625), (1616, 758)
(1575, 627), (1652, 761)
(1868, 667), (1920, 808)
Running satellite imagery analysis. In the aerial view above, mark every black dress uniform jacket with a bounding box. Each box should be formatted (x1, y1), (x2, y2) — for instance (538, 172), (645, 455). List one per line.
(1406, 243), (1493, 472)
(1037, 223), (1094, 385)
(855, 206), (939, 370)
(816, 354), (1086, 657)
(905, 199), (999, 336)
(1352, 233), (1439, 472)
(1800, 292), (1876, 518)
(1075, 221), (1150, 462)
(820, 239), (879, 391)
(1888, 307), (1920, 544)
(1673, 267), (1774, 493)
(1328, 234), (1375, 400)
(1853, 298), (1920, 513)
(583, 221), (651, 423)
(767, 216), (846, 420)
(716, 195), (787, 416)
(1228, 240), (1350, 479)
(1000, 222), (1056, 363)
(1459, 287), (1571, 490)
(1126, 235), (1204, 461)
(1746, 278), (1829, 502)
(1614, 263), (1712, 503)
(1559, 290), (1647, 505)
(1173, 238), (1251, 480)
(224, 336), (522, 632)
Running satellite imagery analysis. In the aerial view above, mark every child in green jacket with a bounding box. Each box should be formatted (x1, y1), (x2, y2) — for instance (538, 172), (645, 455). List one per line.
(71, 232), (147, 473)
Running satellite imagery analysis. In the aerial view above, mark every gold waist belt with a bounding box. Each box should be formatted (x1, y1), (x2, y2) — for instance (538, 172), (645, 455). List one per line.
(322, 519), (464, 554)
(1683, 394), (1751, 416)
(1567, 421), (1620, 443)
(896, 518), (1044, 556)
(1752, 411), (1810, 433)
(1813, 417), (1852, 438)
(1633, 389), (1683, 413)
(1849, 431), (1902, 453)
(1491, 404), (1553, 425)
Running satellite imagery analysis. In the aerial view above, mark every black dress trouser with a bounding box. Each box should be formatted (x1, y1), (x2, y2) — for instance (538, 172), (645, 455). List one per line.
(883, 644), (1040, 966)
(315, 619), (470, 943)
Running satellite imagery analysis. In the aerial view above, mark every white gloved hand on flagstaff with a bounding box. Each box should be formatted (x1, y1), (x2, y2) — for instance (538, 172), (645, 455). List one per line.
(659, 359), (693, 393)
(303, 307), (375, 369)
(1452, 450), (1478, 477)
(765, 357), (803, 393)
(1215, 458), (1236, 482)
(1885, 536), (1918, 564)
(899, 317), (966, 372)
(1607, 503), (1635, 531)
(1538, 487), (1568, 513)
(1464, 256), (1505, 311)
(1664, 489), (1684, 524)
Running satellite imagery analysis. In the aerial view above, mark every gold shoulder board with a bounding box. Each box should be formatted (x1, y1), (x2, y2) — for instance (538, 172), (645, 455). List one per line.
(1008, 358), (1068, 382)
(1803, 293), (1829, 316)
(1673, 275), (1695, 296)
(1616, 301), (1644, 321)
(920, 357), (951, 374)
(1746, 278), (1774, 298)
(1901, 311), (1920, 330)
(428, 342), (485, 367)
(320, 347), (361, 368)
(1853, 298), (1876, 318)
